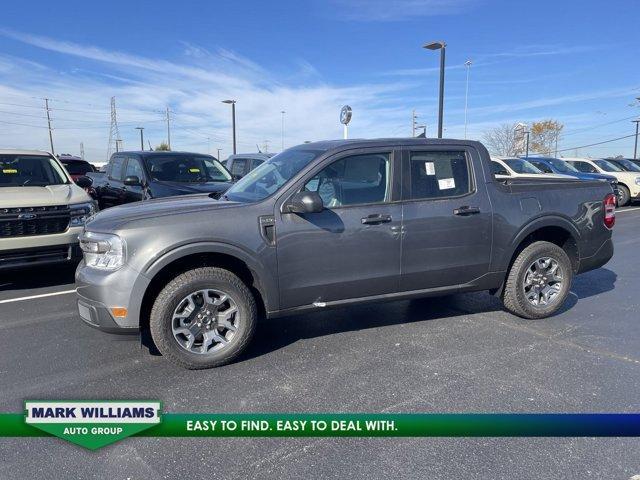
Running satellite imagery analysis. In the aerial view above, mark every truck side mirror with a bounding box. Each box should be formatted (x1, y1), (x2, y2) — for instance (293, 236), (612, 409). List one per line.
(124, 175), (142, 186)
(286, 191), (324, 214)
(76, 176), (93, 189)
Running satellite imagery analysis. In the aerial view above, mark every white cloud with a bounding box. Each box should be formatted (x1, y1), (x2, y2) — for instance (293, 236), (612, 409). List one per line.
(329, 0), (477, 21)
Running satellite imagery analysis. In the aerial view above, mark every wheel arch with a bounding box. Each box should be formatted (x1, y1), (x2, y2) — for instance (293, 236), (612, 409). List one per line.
(138, 242), (275, 333)
(492, 216), (580, 296)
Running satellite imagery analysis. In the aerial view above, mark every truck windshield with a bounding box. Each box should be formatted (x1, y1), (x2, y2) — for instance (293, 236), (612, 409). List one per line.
(144, 155), (232, 183)
(224, 148), (325, 203)
(547, 158), (579, 173)
(0, 154), (68, 187)
(593, 159), (623, 172)
(504, 158), (542, 174)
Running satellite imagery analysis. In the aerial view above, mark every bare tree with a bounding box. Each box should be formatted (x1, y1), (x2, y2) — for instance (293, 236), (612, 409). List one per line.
(482, 123), (523, 156)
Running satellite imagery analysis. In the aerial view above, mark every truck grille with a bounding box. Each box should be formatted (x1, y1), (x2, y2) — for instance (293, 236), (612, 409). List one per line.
(0, 205), (70, 238)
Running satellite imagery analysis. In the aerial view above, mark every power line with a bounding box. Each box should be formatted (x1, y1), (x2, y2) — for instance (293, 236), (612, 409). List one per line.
(0, 119), (48, 129)
(557, 133), (639, 153)
(562, 114), (640, 137)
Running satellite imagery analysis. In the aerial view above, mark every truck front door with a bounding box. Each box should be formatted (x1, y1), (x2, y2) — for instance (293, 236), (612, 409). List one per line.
(276, 149), (402, 310)
(101, 155), (125, 209)
(399, 147), (492, 291)
(122, 155), (145, 203)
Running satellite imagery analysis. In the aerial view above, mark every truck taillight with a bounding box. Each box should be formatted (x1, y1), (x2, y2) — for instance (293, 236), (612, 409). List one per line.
(603, 193), (616, 229)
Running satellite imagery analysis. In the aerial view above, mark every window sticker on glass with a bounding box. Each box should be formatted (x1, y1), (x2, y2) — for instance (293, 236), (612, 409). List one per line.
(424, 162), (435, 175)
(438, 178), (455, 190)
(188, 168), (200, 173)
(2, 169), (18, 174)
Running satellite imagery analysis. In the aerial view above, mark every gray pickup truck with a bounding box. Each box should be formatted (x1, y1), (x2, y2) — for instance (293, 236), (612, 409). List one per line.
(76, 139), (616, 369)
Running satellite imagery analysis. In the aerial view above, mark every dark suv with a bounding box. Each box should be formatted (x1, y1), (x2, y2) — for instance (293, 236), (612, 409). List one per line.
(76, 139), (615, 369)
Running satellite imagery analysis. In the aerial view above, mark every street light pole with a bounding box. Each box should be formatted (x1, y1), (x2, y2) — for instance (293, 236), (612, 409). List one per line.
(222, 100), (237, 155)
(423, 41), (446, 138)
(524, 130), (530, 158)
(217, 148), (222, 161)
(464, 60), (472, 139)
(135, 127), (144, 151)
(281, 110), (286, 151)
(632, 119), (640, 160)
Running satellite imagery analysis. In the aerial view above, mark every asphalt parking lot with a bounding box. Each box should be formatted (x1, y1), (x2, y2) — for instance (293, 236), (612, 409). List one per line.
(1, 207), (639, 479)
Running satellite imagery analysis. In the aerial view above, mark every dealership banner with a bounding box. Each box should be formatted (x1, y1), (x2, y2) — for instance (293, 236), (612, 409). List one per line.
(2, 404), (640, 450)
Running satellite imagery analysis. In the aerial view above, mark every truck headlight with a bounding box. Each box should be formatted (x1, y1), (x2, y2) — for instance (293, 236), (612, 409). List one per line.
(79, 231), (125, 270)
(635, 177), (640, 186)
(70, 201), (97, 227)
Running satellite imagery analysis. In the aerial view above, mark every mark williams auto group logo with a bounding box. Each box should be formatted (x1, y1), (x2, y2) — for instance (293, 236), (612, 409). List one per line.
(24, 401), (161, 450)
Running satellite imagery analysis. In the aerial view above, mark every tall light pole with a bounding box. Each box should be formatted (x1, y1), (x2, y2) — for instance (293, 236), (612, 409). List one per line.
(135, 127), (144, 151)
(633, 119), (640, 160)
(165, 107), (171, 150)
(44, 98), (54, 154)
(423, 41), (446, 139)
(281, 110), (286, 151)
(464, 60), (472, 139)
(217, 148), (222, 161)
(222, 100), (237, 155)
(524, 130), (530, 158)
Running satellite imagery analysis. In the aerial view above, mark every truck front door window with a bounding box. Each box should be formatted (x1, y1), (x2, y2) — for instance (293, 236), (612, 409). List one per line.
(304, 153), (391, 207)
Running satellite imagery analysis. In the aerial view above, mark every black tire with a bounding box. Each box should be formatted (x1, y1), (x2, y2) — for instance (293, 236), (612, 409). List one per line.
(502, 241), (572, 319)
(617, 184), (630, 207)
(149, 267), (256, 369)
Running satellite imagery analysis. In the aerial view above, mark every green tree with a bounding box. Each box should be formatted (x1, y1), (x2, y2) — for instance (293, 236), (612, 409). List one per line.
(155, 142), (170, 151)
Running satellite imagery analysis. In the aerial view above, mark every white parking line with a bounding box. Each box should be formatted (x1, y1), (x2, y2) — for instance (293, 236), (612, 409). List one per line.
(0, 289), (76, 305)
(619, 207), (640, 213)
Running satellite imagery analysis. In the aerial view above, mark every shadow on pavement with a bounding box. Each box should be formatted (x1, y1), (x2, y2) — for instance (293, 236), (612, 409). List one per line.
(570, 267), (617, 299)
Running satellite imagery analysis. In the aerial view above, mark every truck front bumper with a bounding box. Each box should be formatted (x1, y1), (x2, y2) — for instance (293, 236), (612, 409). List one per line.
(0, 226), (84, 270)
(75, 261), (149, 333)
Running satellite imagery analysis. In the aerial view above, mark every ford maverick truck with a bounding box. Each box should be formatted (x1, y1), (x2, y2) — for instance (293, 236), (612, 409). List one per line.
(76, 139), (615, 369)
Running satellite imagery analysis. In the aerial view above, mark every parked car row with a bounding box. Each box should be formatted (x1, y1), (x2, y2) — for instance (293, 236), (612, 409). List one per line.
(490, 155), (640, 206)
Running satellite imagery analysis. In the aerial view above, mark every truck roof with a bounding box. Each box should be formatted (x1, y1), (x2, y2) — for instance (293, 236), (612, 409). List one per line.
(0, 149), (53, 156)
(293, 138), (485, 153)
(114, 151), (216, 157)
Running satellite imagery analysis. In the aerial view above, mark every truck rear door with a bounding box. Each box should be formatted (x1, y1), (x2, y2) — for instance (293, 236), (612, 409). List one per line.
(399, 146), (492, 291)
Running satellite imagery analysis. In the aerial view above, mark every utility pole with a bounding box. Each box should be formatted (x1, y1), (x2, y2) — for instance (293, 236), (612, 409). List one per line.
(136, 127), (145, 151)
(166, 107), (171, 150)
(281, 110), (286, 151)
(525, 130), (530, 158)
(412, 110), (418, 137)
(217, 148), (222, 160)
(80, 142), (85, 160)
(633, 119), (640, 160)
(44, 98), (54, 154)
(263, 140), (270, 153)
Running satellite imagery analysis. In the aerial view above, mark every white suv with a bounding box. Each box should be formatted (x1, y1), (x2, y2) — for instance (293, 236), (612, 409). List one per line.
(0, 150), (97, 269)
(563, 157), (640, 206)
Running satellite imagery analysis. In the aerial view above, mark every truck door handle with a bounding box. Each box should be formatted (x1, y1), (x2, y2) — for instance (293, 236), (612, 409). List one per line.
(453, 206), (480, 216)
(361, 214), (392, 224)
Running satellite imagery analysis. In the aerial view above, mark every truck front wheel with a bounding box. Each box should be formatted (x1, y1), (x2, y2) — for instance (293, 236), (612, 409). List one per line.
(149, 267), (257, 369)
(502, 241), (573, 319)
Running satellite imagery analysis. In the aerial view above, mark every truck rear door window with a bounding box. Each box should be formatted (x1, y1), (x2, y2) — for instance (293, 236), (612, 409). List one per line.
(230, 159), (248, 177)
(409, 151), (470, 199)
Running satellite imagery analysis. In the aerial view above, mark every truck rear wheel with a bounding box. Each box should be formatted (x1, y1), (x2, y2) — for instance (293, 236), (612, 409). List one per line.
(502, 241), (572, 319)
(149, 267), (256, 369)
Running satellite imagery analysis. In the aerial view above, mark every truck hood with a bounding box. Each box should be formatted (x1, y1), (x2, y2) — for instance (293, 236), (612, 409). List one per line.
(85, 194), (241, 231)
(0, 184), (91, 208)
(155, 180), (233, 195)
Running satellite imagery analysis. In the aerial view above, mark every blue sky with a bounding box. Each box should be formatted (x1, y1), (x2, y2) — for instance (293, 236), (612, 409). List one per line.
(0, 0), (638, 160)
